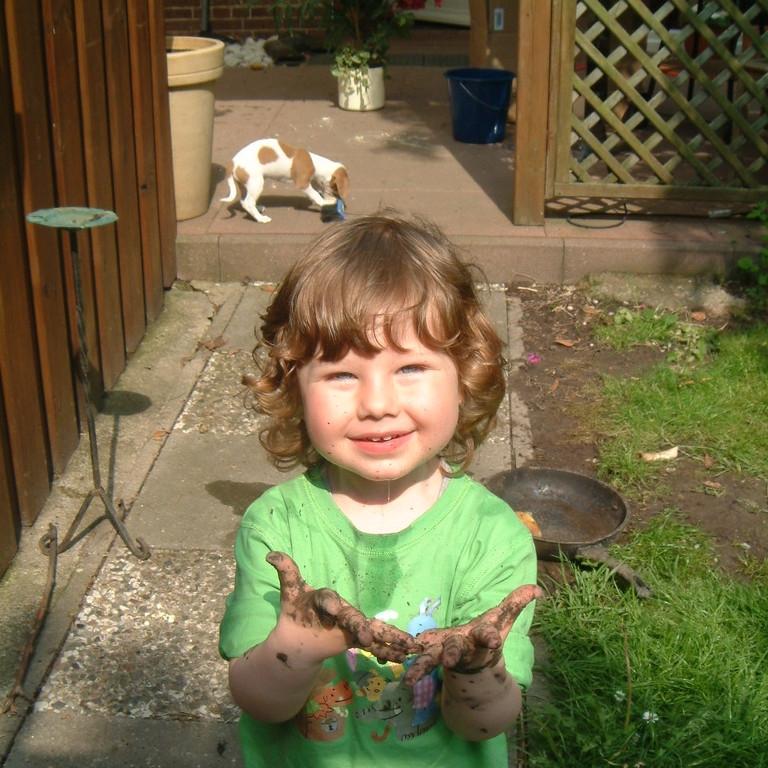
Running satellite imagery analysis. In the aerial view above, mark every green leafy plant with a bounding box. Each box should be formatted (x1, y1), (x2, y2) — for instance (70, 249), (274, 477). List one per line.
(737, 200), (768, 312)
(269, 0), (439, 69)
(331, 46), (376, 104)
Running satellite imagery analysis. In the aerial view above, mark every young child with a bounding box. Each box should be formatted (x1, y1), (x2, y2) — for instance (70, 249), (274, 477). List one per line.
(219, 214), (541, 767)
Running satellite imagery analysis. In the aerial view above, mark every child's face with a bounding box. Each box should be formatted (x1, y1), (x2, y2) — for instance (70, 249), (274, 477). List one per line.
(296, 321), (461, 487)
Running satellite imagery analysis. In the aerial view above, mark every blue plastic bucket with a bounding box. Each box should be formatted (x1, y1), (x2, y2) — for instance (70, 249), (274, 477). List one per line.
(444, 68), (515, 144)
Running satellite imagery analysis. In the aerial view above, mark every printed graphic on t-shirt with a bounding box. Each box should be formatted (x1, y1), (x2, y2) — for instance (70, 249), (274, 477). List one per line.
(293, 597), (443, 744)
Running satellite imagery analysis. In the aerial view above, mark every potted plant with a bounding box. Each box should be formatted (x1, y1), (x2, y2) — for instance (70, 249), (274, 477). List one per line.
(331, 46), (385, 111)
(270, 0), (442, 110)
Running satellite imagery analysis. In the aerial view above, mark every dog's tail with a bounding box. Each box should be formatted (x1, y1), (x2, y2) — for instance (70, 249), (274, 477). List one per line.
(220, 162), (240, 203)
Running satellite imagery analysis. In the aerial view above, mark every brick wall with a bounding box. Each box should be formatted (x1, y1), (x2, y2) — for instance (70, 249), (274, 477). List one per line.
(164, 0), (278, 40)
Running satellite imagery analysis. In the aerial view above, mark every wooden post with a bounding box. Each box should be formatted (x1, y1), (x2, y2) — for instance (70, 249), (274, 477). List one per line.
(512, 0), (553, 225)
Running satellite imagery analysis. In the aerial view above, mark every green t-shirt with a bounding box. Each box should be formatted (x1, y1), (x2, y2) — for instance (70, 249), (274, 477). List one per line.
(219, 467), (537, 767)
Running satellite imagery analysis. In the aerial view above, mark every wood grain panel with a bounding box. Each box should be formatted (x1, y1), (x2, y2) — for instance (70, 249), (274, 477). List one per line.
(148, 0), (178, 288)
(74, 1), (126, 389)
(5, 0), (79, 475)
(0, 380), (20, 576)
(0, 11), (52, 524)
(101, 0), (147, 354)
(126, 0), (165, 323)
(513, 0), (553, 225)
(42, 0), (103, 404)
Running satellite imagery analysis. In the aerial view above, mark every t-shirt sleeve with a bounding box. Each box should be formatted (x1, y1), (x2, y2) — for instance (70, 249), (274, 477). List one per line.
(452, 503), (538, 688)
(218, 492), (288, 660)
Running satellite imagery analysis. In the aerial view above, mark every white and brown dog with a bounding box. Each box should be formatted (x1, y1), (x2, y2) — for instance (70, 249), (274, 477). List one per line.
(220, 139), (350, 223)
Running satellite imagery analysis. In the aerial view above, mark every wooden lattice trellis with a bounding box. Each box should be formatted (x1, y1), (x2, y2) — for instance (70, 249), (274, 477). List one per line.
(549, 0), (768, 203)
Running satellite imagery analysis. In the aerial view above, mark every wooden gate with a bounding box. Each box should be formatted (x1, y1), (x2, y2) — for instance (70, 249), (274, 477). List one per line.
(0, 0), (176, 575)
(513, 0), (768, 223)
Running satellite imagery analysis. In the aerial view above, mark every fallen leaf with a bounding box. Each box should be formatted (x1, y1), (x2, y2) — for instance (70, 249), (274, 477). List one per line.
(640, 446), (679, 462)
(548, 378), (560, 394)
(260, 284), (277, 293)
(152, 429), (170, 441)
(702, 479), (725, 496)
(198, 335), (227, 352)
(691, 311), (706, 322)
(554, 338), (577, 347)
(703, 454), (715, 469)
(582, 305), (601, 315)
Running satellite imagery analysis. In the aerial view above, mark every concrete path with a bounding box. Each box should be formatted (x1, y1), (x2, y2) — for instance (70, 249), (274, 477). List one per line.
(1, 280), (533, 766)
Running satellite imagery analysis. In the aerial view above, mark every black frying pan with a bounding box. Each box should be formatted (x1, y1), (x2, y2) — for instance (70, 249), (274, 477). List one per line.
(486, 467), (651, 598)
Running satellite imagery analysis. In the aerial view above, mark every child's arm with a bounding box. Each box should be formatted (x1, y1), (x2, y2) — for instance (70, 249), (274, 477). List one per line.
(229, 552), (416, 723)
(404, 584), (542, 741)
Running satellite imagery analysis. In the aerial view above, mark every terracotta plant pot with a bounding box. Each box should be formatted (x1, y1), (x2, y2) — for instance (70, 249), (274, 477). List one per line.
(166, 36), (225, 220)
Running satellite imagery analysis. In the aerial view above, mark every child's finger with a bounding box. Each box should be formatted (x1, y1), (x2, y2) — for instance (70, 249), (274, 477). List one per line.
(468, 622), (502, 652)
(440, 633), (469, 668)
(403, 646), (442, 686)
(265, 551), (306, 603)
(366, 640), (411, 664)
(327, 601), (374, 647)
(496, 584), (543, 627)
(368, 619), (419, 653)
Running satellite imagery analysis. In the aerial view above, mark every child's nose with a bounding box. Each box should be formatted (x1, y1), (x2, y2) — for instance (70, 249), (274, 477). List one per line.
(358, 374), (398, 418)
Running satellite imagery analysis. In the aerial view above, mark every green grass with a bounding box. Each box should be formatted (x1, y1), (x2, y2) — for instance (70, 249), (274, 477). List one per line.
(528, 512), (768, 767)
(594, 307), (681, 350)
(593, 322), (768, 491)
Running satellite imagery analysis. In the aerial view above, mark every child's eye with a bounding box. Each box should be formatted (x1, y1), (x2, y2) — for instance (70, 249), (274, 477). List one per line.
(327, 371), (356, 381)
(398, 364), (426, 374)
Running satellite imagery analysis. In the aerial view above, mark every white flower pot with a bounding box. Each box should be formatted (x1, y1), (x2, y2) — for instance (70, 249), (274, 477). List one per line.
(337, 66), (385, 111)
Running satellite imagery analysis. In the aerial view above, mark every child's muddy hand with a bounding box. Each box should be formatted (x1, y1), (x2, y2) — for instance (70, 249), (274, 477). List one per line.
(366, 618), (420, 663)
(266, 551), (415, 661)
(404, 583), (543, 685)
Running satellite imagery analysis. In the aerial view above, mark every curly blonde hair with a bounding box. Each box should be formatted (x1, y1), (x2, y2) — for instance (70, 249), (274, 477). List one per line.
(247, 213), (505, 473)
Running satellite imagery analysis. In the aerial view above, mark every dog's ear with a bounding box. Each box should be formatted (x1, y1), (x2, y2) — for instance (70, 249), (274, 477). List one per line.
(331, 167), (350, 202)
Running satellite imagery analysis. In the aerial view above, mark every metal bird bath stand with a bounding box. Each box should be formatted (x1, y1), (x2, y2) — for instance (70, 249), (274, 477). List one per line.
(26, 207), (150, 560)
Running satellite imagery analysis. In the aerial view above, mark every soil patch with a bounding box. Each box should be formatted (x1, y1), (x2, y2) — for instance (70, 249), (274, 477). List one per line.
(512, 284), (768, 577)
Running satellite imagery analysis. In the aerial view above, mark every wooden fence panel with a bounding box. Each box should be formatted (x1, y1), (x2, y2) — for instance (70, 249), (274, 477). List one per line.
(74, 2), (126, 391)
(543, 0), (768, 214)
(0, 12), (52, 525)
(127, 0), (165, 323)
(1, 0), (174, 574)
(101, 0), (147, 355)
(42, 0), (103, 401)
(0, 15), (21, 571)
(149, 0), (178, 287)
(0, 385), (19, 575)
(5, 0), (79, 476)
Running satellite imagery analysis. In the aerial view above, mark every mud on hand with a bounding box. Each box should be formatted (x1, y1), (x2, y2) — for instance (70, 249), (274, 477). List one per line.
(266, 551), (417, 663)
(403, 583), (543, 686)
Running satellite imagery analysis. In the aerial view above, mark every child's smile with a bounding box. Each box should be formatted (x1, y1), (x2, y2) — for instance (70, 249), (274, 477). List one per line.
(297, 322), (461, 497)
(351, 432), (411, 454)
